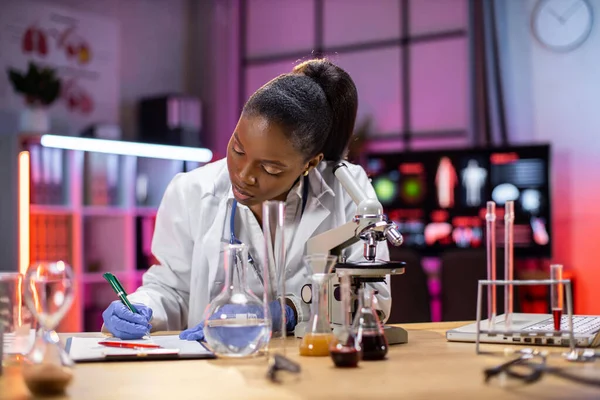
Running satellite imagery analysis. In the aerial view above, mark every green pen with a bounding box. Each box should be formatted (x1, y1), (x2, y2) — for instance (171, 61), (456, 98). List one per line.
(103, 272), (150, 337)
(103, 272), (138, 313)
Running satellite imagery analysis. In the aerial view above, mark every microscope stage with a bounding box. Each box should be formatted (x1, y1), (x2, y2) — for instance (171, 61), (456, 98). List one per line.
(334, 260), (405, 277)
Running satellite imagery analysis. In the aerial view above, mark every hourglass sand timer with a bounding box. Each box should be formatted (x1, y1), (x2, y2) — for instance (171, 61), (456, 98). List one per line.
(23, 261), (75, 396)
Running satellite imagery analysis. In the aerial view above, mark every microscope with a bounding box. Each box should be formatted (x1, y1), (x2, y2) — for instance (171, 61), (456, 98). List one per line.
(294, 162), (408, 345)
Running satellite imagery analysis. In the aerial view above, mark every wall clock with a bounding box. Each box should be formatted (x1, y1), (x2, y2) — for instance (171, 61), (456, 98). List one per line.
(531, 0), (594, 52)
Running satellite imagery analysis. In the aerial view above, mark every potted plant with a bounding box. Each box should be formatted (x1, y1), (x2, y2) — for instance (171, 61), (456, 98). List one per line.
(8, 61), (61, 133)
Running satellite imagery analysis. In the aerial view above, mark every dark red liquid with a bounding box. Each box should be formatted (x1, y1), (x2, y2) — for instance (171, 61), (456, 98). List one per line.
(359, 333), (388, 361)
(553, 308), (563, 331)
(330, 347), (360, 368)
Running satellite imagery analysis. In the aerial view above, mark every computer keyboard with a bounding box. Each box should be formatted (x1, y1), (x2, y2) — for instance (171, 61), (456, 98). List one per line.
(523, 316), (600, 334)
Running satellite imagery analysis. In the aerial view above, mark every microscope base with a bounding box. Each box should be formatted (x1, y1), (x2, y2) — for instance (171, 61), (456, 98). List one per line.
(383, 325), (408, 345)
(294, 323), (408, 345)
(294, 322), (308, 339)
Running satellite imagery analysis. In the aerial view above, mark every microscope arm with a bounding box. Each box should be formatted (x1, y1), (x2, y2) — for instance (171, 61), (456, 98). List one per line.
(306, 221), (359, 259)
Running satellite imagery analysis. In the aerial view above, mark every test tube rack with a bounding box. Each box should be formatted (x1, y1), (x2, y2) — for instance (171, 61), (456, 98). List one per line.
(474, 278), (576, 356)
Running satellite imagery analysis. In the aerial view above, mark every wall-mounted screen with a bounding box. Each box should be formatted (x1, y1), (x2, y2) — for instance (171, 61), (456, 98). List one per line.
(366, 144), (551, 258)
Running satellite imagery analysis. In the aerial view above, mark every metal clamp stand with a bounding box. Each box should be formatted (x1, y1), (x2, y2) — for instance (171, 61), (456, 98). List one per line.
(475, 278), (577, 359)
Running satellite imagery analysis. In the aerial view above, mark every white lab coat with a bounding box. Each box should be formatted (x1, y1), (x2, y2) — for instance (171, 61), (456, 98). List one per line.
(127, 158), (391, 332)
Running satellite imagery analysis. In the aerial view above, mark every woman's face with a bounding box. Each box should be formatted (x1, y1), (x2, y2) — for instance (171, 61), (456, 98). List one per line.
(226, 115), (319, 207)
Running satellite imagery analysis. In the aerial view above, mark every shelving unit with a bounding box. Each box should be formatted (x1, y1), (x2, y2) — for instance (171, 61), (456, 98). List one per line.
(18, 136), (204, 332)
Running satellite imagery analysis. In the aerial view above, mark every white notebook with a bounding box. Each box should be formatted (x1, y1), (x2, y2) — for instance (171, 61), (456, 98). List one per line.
(67, 335), (214, 362)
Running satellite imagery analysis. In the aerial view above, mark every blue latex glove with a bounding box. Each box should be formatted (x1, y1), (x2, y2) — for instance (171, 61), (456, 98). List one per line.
(179, 301), (296, 342)
(102, 301), (153, 340)
(269, 300), (296, 333)
(179, 304), (262, 342)
(179, 321), (205, 341)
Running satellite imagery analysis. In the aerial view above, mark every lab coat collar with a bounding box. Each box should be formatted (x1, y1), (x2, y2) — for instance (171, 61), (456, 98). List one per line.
(307, 162), (335, 200)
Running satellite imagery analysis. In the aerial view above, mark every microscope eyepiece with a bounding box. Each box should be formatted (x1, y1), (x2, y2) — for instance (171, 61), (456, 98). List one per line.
(332, 162), (347, 174)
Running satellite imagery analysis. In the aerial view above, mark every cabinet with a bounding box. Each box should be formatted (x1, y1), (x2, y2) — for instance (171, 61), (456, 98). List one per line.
(15, 135), (204, 332)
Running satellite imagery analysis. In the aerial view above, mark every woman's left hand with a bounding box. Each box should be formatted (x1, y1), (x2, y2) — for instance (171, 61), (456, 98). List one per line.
(179, 301), (296, 341)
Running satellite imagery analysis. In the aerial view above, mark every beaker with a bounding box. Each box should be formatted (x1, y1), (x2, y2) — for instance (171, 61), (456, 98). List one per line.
(203, 243), (271, 358)
(550, 264), (564, 331)
(1, 272), (36, 367)
(329, 272), (360, 368)
(299, 254), (337, 357)
(23, 261), (75, 397)
(352, 287), (388, 361)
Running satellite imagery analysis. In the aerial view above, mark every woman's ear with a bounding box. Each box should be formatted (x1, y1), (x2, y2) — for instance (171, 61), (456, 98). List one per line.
(304, 153), (324, 174)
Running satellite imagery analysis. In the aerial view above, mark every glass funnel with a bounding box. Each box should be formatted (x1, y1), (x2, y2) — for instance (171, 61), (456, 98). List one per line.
(352, 287), (388, 361)
(299, 254), (337, 357)
(203, 243), (271, 358)
(329, 272), (360, 367)
(23, 261), (75, 396)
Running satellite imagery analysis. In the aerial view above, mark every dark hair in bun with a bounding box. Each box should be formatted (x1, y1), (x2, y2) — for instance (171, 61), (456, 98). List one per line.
(242, 58), (358, 162)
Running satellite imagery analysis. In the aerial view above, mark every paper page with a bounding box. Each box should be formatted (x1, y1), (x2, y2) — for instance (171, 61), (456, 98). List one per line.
(68, 335), (213, 361)
(3, 328), (36, 355)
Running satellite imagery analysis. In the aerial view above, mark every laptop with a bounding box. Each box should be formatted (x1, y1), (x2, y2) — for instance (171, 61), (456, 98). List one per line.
(446, 313), (600, 347)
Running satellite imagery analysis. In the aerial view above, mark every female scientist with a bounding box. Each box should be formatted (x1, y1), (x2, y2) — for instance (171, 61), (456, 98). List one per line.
(102, 59), (391, 340)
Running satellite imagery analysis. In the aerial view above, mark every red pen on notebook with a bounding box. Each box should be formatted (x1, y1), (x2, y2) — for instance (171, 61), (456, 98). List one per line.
(98, 341), (161, 349)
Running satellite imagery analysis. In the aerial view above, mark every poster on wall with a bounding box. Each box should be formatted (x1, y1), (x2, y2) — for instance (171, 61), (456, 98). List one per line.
(0, 1), (119, 134)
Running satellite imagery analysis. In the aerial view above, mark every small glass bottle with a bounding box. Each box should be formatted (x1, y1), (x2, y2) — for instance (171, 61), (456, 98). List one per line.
(550, 264), (564, 331)
(353, 287), (388, 361)
(330, 272), (360, 368)
(299, 255), (337, 357)
(203, 243), (271, 358)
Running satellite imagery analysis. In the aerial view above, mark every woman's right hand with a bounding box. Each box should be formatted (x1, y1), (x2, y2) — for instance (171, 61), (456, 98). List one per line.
(102, 300), (153, 339)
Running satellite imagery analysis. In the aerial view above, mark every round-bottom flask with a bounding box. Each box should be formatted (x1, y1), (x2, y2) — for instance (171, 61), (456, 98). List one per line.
(203, 244), (271, 358)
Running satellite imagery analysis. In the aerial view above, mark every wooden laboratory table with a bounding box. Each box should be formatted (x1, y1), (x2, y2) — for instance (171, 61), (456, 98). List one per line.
(2, 321), (600, 400)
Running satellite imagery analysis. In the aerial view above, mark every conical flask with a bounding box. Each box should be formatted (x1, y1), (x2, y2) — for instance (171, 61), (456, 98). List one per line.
(203, 243), (271, 358)
(299, 254), (337, 357)
(352, 287), (388, 361)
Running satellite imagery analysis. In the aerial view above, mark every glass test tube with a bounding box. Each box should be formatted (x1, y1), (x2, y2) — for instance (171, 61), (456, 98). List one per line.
(262, 201), (287, 354)
(504, 201), (514, 330)
(485, 201), (497, 330)
(550, 264), (564, 331)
